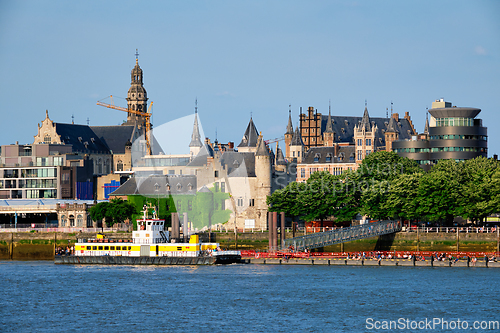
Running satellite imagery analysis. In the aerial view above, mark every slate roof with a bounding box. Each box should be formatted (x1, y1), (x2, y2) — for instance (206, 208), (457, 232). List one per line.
(302, 146), (356, 164)
(187, 143), (214, 167)
(110, 174), (197, 196)
(317, 115), (415, 146)
(286, 111), (294, 135)
(55, 123), (110, 154)
(91, 125), (135, 154)
(237, 118), (259, 148)
(220, 152), (256, 177)
(290, 126), (304, 146)
(386, 116), (399, 133)
(255, 137), (269, 156)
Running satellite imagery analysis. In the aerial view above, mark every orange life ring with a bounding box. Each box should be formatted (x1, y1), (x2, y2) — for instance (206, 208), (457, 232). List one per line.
(255, 253), (260, 259)
(128, 251), (131, 256)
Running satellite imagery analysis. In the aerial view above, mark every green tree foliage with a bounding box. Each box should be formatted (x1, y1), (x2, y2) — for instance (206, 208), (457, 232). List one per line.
(89, 198), (138, 227)
(267, 181), (305, 219)
(384, 173), (421, 221)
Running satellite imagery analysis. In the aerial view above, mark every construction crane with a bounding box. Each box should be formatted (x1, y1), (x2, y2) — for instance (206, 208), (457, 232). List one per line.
(97, 95), (153, 155)
(264, 136), (284, 145)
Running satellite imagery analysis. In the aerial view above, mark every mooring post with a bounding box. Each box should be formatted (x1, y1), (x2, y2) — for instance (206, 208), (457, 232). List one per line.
(280, 212), (285, 249)
(273, 212), (278, 251)
(268, 212), (273, 251)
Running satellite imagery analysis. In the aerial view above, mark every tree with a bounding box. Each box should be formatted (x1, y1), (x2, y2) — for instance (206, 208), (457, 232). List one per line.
(89, 198), (137, 227)
(299, 171), (336, 226)
(383, 173), (421, 221)
(267, 181), (305, 220)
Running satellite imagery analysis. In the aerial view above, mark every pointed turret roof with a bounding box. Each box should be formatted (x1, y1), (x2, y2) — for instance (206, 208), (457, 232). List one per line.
(324, 108), (334, 134)
(238, 117), (259, 148)
(359, 107), (371, 131)
(255, 135), (269, 156)
(276, 147), (286, 164)
(386, 116), (399, 133)
(189, 106), (202, 148)
(290, 126), (304, 146)
(286, 110), (294, 135)
(424, 113), (429, 135)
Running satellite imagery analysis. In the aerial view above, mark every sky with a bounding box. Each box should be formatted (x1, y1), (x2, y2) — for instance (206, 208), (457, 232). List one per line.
(1, 0), (499, 155)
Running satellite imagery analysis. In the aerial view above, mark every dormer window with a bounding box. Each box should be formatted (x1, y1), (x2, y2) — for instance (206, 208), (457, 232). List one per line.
(187, 183), (193, 191)
(166, 184), (171, 191)
(338, 153), (345, 162)
(78, 137), (82, 142)
(326, 153), (332, 163)
(314, 153), (320, 163)
(176, 183), (182, 191)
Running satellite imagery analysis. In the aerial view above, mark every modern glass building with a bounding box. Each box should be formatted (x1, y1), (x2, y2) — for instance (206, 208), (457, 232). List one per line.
(393, 99), (487, 168)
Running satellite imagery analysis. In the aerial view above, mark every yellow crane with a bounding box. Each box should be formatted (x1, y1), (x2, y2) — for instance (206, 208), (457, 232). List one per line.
(96, 95), (153, 155)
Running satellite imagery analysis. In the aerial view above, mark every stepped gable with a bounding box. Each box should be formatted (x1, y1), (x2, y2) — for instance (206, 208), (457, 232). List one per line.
(237, 118), (259, 148)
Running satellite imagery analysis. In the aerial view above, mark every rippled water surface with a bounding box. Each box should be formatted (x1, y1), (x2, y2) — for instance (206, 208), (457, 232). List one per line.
(1, 261), (499, 332)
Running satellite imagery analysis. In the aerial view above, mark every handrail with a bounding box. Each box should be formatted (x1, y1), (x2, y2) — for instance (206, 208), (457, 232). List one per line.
(283, 220), (402, 251)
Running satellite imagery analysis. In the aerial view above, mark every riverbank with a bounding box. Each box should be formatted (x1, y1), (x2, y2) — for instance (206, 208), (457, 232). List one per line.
(1, 229), (498, 259)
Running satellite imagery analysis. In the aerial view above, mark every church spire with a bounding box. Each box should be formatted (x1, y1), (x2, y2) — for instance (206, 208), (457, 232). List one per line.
(286, 106), (293, 135)
(324, 101), (334, 134)
(189, 99), (202, 148)
(424, 109), (430, 135)
(126, 50), (148, 128)
(360, 104), (371, 132)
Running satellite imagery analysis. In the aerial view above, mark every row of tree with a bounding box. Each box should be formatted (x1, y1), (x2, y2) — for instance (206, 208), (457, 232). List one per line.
(267, 151), (500, 226)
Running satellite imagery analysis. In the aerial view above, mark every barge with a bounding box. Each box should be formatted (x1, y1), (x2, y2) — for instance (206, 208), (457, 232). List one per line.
(55, 217), (242, 265)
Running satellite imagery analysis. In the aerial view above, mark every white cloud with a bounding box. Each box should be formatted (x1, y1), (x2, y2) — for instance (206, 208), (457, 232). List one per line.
(475, 46), (487, 55)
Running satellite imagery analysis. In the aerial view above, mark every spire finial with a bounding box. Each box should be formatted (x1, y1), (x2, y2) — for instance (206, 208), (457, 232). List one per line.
(135, 49), (139, 64)
(289, 104), (291, 114)
(365, 99), (367, 108)
(215, 127), (218, 141)
(71, 114), (74, 124)
(250, 111), (253, 119)
(195, 98), (198, 114)
(329, 99), (331, 115)
(391, 100), (393, 116)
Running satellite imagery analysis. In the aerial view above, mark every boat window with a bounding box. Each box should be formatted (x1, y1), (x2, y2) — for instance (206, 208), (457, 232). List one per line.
(128, 246), (131, 250)
(86, 246), (91, 250)
(92, 246), (97, 250)
(177, 246), (182, 251)
(110, 246), (115, 250)
(98, 246), (103, 250)
(104, 246), (109, 250)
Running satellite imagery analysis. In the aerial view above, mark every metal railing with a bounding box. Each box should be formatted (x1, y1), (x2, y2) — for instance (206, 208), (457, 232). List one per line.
(283, 220), (402, 251)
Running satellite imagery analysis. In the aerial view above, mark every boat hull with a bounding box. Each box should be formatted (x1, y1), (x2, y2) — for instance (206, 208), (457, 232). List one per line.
(54, 255), (242, 265)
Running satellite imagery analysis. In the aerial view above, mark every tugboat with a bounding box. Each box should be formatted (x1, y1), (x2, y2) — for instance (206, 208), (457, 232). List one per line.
(55, 206), (242, 265)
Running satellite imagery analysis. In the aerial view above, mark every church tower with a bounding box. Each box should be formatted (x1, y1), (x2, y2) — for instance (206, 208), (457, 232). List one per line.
(289, 126), (305, 163)
(125, 51), (148, 131)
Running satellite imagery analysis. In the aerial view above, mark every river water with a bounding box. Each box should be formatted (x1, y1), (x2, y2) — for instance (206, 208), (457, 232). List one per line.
(1, 261), (499, 332)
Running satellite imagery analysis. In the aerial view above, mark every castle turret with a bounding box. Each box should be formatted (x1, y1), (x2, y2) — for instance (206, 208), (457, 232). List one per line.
(353, 104), (377, 163)
(323, 104), (335, 147)
(384, 115), (399, 152)
(255, 133), (271, 227)
(284, 108), (294, 159)
(237, 117), (259, 153)
(289, 125), (304, 163)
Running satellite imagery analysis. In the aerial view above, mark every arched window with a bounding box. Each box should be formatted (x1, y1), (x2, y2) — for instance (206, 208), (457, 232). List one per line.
(77, 215), (83, 227)
(60, 215), (66, 227)
(43, 135), (51, 143)
(117, 160), (123, 172)
(69, 215), (75, 227)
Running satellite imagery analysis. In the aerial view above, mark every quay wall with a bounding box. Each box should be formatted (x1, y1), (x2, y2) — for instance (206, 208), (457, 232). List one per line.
(0, 230), (497, 259)
(0, 232), (131, 260)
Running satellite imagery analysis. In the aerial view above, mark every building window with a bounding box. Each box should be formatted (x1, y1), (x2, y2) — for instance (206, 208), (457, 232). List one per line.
(221, 182), (225, 193)
(357, 139), (362, 146)
(314, 154), (320, 163)
(357, 150), (362, 160)
(301, 168), (305, 178)
(366, 139), (371, 146)
(117, 160), (123, 171)
(326, 154), (332, 163)
(366, 150), (371, 155)
(237, 198), (243, 207)
(43, 135), (51, 143)
(61, 215), (66, 227)
(221, 200), (225, 210)
(249, 199), (255, 207)
(214, 170), (219, 178)
(214, 182), (219, 192)
(77, 215), (83, 227)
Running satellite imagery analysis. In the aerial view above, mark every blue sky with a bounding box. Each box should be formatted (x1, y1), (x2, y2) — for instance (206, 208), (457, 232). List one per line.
(1, 1), (499, 155)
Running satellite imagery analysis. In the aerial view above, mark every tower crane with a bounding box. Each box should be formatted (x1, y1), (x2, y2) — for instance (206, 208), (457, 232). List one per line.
(97, 95), (153, 155)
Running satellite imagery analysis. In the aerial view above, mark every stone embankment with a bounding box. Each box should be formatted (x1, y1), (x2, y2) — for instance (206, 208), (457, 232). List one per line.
(0, 232), (131, 260)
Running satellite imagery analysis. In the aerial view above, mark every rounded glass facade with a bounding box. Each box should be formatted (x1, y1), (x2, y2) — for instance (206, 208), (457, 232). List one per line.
(435, 117), (473, 127)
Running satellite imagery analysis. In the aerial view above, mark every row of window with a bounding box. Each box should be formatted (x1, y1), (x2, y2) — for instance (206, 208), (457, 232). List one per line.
(357, 139), (372, 146)
(0, 178), (57, 189)
(143, 157), (190, 167)
(299, 166), (354, 179)
(435, 117), (474, 127)
(396, 147), (487, 153)
(26, 189), (57, 198)
(236, 198), (254, 207)
(357, 150), (371, 160)
(85, 245), (132, 251)
(430, 135), (487, 141)
(1, 168), (57, 179)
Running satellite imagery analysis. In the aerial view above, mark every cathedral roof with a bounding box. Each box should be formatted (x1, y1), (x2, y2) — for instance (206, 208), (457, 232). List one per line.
(237, 118), (259, 148)
(91, 125), (135, 154)
(55, 123), (110, 154)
